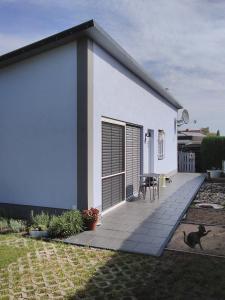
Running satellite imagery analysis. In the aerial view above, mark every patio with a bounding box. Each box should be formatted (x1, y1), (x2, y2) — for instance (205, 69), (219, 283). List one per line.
(65, 173), (205, 256)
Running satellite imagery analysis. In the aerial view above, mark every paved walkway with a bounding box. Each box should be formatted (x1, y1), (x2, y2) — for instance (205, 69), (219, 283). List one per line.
(65, 173), (205, 256)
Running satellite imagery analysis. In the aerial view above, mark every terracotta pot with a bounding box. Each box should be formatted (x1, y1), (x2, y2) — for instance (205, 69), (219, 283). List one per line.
(87, 220), (98, 230)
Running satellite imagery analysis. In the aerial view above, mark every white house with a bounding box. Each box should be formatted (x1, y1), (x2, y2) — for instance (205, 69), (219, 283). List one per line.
(0, 20), (183, 217)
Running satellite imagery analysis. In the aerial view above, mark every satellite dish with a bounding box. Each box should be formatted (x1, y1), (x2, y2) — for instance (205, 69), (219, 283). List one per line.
(177, 109), (190, 126)
(182, 109), (189, 124)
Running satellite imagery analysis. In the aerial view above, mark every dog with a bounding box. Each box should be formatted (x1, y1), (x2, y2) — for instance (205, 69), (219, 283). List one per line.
(183, 225), (211, 250)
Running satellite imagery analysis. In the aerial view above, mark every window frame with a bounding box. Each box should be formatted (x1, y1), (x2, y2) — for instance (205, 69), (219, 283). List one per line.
(158, 130), (165, 160)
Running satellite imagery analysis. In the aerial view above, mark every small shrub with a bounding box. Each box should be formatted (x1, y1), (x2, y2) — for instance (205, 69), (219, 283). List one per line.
(31, 211), (50, 231)
(9, 219), (26, 233)
(47, 216), (62, 237)
(0, 217), (9, 231)
(48, 210), (83, 238)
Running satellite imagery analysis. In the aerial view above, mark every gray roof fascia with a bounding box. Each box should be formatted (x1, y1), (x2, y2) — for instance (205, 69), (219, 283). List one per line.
(0, 19), (182, 109)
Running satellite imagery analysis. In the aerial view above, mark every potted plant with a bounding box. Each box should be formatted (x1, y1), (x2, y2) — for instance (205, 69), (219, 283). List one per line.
(207, 167), (222, 179)
(29, 211), (50, 238)
(82, 208), (99, 230)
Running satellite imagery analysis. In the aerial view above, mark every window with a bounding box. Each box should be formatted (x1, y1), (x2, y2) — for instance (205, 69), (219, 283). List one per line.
(158, 130), (165, 160)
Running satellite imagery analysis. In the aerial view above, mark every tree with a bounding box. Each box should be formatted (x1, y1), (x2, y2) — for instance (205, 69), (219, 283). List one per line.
(201, 127), (210, 135)
(217, 130), (220, 136)
(200, 127), (217, 136)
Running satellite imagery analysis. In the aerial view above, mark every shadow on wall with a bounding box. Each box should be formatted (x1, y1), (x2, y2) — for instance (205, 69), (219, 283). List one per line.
(66, 249), (225, 300)
(0, 203), (67, 220)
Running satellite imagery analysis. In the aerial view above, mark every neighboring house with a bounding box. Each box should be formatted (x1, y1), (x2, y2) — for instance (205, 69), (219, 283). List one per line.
(0, 20), (183, 217)
(178, 129), (206, 172)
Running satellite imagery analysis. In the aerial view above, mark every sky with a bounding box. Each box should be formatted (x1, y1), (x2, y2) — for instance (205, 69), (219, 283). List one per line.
(0, 0), (225, 134)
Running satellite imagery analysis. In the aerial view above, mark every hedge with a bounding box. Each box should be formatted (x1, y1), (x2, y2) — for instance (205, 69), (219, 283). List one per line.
(201, 136), (225, 171)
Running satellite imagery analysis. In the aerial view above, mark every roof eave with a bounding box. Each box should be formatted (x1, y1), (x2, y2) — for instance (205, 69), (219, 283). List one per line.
(0, 19), (183, 110)
(0, 20), (95, 69)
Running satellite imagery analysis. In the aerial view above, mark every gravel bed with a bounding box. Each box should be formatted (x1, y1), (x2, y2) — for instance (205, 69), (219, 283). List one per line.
(193, 182), (225, 207)
(168, 181), (225, 257)
(183, 207), (225, 225)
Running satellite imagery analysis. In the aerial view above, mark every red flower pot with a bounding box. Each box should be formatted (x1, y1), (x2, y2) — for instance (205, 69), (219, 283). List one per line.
(82, 208), (100, 231)
(87, 220), (98, 230)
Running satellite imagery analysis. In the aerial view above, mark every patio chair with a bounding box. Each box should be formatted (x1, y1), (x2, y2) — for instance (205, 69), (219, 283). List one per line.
(139, 176), (157, 200)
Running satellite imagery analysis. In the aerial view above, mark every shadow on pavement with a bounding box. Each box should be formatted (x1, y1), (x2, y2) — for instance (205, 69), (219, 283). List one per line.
(67, 248), (225, 300)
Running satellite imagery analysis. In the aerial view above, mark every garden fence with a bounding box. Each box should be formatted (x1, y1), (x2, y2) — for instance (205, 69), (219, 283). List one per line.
(178, 151), (195, 172)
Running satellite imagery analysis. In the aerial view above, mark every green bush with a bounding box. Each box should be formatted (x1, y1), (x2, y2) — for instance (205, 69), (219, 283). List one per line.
(0, 218), (27, 233)
(201, 137), (225, 171)
(0, 217), (9, 231)
(48, 210), (83, 238)
(31, 211), (50, 231)
(9, 219), (26, 233)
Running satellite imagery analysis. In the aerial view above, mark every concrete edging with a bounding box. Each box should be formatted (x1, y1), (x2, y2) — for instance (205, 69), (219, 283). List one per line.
(157, 174), (206, 256)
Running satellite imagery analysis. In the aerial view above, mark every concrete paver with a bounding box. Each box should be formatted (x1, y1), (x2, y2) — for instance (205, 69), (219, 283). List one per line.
(65, 173), (205, 256)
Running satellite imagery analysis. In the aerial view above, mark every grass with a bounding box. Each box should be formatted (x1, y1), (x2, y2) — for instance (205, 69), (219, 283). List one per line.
(0, 242), (28, 269)
(0, 234), (225, 299)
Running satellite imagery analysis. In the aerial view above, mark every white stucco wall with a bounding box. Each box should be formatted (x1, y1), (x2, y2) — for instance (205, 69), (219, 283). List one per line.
(92, 43), (178, 209)
(0, 42), (77, 209)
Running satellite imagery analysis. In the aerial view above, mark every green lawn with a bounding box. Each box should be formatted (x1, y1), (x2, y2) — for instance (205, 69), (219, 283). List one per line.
(0, 244), (28, 269)
(0, 234), (225, 300)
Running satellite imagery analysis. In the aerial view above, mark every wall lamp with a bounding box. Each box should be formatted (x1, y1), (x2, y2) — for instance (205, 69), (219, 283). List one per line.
(145, 129), (151, 143)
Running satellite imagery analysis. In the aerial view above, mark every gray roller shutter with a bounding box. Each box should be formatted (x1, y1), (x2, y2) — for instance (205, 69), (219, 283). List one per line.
(126, 125), (141, 199)
(102, 121), (125, 211)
